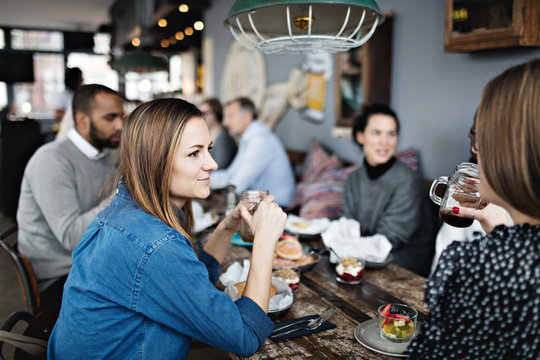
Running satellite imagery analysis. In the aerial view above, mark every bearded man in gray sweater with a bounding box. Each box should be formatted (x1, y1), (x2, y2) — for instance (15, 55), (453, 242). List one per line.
(17, 84), (124, 316)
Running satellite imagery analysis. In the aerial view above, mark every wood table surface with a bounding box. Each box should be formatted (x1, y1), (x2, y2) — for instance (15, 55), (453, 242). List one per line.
(222, 239), (428, 360)
(196, 192), (429, 359)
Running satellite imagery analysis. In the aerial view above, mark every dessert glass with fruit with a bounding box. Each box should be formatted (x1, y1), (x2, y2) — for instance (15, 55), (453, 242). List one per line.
(335, 257), (364, 284)
(377, 303), (418, 343)
(272, 267), (301, 291)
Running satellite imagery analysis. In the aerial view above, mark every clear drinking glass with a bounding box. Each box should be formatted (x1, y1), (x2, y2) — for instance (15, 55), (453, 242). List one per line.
(378, 303), (418, 343)
(239, 190), (269, 243)
(335, 257), (364, 284)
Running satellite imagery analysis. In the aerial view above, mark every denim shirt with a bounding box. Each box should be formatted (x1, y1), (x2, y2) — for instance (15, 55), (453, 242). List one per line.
(48, 183), (273, 359)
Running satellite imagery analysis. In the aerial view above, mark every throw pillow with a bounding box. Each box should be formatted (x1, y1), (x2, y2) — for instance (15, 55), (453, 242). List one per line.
(396, 148), (419, 172)
(300, 140), (342, 184)
(298, 165), (358, 219)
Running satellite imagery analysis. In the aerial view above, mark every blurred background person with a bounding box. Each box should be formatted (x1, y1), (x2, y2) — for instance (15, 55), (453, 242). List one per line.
(342, 104), (434, 277)
(199, 98), (237, 169)
(53, 67), (83, 126)
(54, 67), (84, 140)
(210, 97), (295, 207)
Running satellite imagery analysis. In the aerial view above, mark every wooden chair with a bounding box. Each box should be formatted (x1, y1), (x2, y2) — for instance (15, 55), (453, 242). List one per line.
(286, 149), (307, 183)
(0, 224), (40, 315)
(0, 311), (49, 360)
(0, 225), (49, 360)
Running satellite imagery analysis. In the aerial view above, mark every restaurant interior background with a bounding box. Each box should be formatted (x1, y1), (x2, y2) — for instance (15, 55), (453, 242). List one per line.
(0, 0), (539, 196)
(0, 0), (538, 357)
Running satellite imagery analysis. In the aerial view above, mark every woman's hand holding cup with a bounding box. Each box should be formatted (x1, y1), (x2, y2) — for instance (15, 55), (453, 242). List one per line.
(239, 195), (286, 245)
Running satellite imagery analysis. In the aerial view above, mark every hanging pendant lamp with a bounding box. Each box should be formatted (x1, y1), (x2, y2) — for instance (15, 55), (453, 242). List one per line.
(115, 48), (168, 73)
(224, 0), (384, 54)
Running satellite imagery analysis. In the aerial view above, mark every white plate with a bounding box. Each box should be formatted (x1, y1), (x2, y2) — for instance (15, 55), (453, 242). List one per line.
(285, 215), (330, 235)
(354, 318), (418, 358)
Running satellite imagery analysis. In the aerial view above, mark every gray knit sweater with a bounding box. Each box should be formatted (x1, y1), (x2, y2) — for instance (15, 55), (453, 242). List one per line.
(342, 160), (434, 277)
(17, 138), (115, 290)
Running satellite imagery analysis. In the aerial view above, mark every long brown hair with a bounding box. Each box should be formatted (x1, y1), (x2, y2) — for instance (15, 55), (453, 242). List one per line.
(476, 58), (540, 218)
(116, 98), (203, 248)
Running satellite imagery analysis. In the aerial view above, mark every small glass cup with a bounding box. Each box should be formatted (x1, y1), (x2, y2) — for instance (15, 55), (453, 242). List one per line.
(335, 257), (365, 284)
(378, 303), (418, 343)
(272, 267), (301, 291)
(239, 190), (269, 243)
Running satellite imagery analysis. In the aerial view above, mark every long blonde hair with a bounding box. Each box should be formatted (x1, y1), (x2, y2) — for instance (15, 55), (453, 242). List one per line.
(117, 98), (204, 248)
(476, 58), (540, 218)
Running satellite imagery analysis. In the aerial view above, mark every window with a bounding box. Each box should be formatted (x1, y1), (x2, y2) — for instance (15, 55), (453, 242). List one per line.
(2, 29), (120, 120)
(125, 71), (170, 101)
(0, 82), (7, 109)
(11, 29), (63, 51)
(67, 53), (118, 91)
(13, 53), (64, 118)
(93, 33), (111, 55)
(169, 55), (182, 92)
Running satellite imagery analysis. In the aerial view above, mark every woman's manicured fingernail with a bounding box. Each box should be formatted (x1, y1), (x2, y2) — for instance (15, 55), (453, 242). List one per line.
(452, 206), (460, 214)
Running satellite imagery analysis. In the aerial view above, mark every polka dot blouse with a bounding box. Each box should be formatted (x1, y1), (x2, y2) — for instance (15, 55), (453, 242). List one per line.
(407, 224), (540, 359)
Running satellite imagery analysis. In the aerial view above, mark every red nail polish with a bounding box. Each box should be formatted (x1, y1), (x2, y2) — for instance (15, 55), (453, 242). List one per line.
(452, 207), (459, 215)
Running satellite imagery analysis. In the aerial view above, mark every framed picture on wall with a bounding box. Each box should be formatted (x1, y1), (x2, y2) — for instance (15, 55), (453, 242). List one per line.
(334, 13), (394, 129)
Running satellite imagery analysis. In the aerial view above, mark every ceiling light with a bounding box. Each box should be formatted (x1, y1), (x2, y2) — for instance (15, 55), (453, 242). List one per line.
(158, 18), (168, 27)
(185, 27), (194, 36)
(138, 79), (152, 92)
(179, 4), (189, 13)
(224, 0), (384, 54)
(194, 21), (204, 31)
(175, 31), (185, 40)
(131, 37), (141, 47)
(160, 39), (170, 48)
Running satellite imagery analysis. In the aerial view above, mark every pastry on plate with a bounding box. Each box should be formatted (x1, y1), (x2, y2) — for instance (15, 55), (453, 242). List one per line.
(292, 221), (310, 230)
(275, 236), (303, 260)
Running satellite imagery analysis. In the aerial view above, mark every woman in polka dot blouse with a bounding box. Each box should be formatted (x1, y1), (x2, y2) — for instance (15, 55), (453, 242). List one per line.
(407, 58), (540, 359)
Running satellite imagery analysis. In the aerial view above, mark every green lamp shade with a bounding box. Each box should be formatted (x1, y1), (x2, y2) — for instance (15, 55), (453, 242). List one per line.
(224, 0), (385, 53)
(227, 0), (382, 18)
(115, 50), (168, 72)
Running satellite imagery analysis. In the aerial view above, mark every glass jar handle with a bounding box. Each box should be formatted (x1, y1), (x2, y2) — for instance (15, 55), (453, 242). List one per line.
(429, 176), (448, 206)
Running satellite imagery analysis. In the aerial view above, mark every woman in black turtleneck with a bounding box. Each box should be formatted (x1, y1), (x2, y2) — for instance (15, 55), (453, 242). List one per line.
(342, 104), (434, 277)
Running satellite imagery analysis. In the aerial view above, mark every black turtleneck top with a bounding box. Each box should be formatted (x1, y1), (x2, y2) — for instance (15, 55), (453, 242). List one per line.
(364, 156), (397, 180)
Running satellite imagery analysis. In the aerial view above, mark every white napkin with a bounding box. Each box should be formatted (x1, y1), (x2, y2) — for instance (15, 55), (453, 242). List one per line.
(220, 260), (293, 311)
(285, 214), (331, 235)
(321, 217), (392, 263)
(219, 259), (250, 286)
(192, 200), (216, 233)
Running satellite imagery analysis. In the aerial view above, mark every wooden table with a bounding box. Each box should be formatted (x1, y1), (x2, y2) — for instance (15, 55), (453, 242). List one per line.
(222, 239), (428, 360)
(196, 191), (429, 359)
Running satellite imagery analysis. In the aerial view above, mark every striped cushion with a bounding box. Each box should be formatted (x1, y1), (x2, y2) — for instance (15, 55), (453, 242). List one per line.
(300, 140), (342, 183)
(297, 165), (358, 219)
(291, 139), (358, 219)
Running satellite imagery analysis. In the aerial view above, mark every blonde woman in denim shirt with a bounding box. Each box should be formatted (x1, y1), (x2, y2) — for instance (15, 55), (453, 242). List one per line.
(48, 98), (287, 359)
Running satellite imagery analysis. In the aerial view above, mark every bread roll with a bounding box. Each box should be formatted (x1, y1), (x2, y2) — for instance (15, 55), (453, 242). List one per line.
(275, 237), (303, 260)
